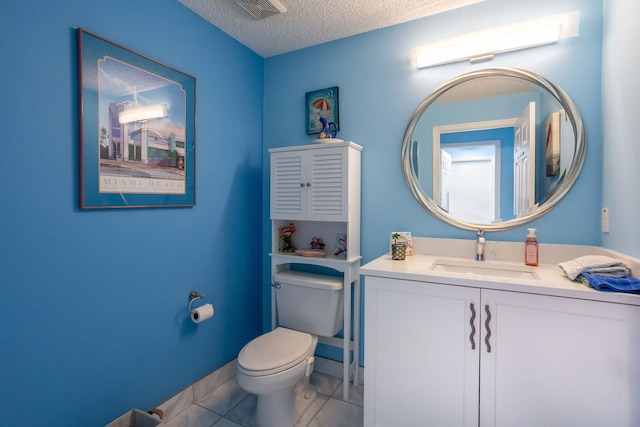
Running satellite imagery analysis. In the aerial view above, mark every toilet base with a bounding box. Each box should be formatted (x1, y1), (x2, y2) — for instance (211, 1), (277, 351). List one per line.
(255, 379), (317, 427)
(257, 387), (294, 427)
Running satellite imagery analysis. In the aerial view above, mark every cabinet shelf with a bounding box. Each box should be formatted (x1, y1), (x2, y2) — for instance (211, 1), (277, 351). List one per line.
(270, 252), (362, 270)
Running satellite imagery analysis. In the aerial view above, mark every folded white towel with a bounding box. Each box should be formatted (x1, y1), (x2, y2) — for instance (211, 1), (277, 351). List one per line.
(558, 255), (630, 280)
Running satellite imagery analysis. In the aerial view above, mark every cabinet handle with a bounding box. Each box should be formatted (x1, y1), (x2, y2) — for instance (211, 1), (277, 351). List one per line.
(300, 183), (305, 187)
(306, 182), (311, 187)
(484, 304), (492, 353)
(469, 303), (476, 350)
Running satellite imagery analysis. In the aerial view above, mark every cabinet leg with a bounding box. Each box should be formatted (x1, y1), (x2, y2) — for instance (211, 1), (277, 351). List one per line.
(343, 275), (351, 401)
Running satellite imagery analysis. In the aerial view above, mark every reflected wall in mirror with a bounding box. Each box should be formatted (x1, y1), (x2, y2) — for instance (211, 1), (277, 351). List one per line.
(402, 68), (586, 232)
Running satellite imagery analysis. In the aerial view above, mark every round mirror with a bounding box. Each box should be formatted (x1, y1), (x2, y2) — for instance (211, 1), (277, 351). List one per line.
(402, 68), (586, 232)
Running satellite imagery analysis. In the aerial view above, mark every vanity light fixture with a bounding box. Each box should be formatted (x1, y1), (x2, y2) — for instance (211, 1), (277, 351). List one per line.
(118, 104), (168, 124)
(412, 11), (579, 69)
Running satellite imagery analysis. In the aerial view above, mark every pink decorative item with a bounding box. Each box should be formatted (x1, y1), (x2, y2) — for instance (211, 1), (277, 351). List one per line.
(278, 223), (296, 252)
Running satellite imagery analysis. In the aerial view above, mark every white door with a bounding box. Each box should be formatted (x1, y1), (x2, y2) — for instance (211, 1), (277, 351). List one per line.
(480, 289), (640, 427)
(364, 277), (480, 427)
(513, 102), (536, 217)
(448, 156), (495, 223)
(440, 149), (452, 212)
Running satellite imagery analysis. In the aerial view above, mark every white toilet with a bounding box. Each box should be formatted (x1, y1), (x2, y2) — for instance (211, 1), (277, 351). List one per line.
(236, 270), (344, 427)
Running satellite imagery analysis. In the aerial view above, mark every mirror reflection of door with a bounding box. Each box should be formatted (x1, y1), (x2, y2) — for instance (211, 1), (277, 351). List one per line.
(440, 149), (451, 212)
(513, 102), (536, 217)
(433, 121), (515, 224)
(441, 143), (499, 223)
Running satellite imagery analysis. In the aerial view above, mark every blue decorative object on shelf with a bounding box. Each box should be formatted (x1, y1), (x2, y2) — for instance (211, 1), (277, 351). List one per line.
(318, 117), (338, 139)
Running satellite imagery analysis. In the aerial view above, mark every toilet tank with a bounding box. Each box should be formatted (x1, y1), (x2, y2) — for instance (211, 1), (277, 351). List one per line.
(274, 270), (344, 337)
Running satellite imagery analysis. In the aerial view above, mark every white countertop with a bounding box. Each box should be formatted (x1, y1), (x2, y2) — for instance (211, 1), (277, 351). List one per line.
(361, 237), (640, 306)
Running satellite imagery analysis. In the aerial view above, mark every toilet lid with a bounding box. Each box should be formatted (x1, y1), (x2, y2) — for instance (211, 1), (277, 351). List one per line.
(238, 327), (313, 375)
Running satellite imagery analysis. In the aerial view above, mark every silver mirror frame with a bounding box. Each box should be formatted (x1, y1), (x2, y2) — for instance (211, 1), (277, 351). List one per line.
(402, 68), (586, 232)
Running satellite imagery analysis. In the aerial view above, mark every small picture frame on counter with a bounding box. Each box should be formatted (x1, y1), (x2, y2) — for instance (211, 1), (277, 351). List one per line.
(390, 232), (414, 256)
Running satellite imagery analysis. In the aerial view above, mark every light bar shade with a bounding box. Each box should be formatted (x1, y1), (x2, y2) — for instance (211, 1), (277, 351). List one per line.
(118, 104), (168, 124)
(412, 12), (579, 69)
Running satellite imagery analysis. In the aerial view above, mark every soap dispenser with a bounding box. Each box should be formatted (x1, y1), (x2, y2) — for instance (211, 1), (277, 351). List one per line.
(525, 228), (539, 266)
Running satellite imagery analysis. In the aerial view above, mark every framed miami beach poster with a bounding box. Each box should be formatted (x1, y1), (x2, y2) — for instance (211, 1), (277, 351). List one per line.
(77, 28), (196, 209)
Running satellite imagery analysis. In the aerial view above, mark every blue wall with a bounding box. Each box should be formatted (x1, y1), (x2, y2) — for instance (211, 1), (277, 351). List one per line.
(602, 0), (640, 258)
(263, 0), (604, 359)
(0, 0), (264, 425)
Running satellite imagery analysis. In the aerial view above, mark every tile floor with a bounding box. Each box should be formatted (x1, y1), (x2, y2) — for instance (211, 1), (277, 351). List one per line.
(155, 358), (364, 427)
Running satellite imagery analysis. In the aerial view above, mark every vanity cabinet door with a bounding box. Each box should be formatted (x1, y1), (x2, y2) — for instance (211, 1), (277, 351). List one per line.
(270, 145), (354, 222)
(364, 276), (481, 427)
(480, 289), (640, 427)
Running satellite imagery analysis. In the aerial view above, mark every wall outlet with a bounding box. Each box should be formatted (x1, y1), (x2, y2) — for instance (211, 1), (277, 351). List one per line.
(602, 207), (610, 233)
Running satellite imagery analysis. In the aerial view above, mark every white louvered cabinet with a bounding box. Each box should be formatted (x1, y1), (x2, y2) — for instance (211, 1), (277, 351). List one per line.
(268, 141), (362, 400)
(271, 142), (358, 222)
(269, 141), (362, 260)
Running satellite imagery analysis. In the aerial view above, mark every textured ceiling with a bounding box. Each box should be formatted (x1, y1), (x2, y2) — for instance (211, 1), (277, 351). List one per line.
(178, 0), (484, 57)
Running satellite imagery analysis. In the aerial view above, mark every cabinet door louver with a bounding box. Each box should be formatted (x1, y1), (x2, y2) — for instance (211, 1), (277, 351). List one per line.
(272, 154), (304, 217)
(310, 150), (345, 218)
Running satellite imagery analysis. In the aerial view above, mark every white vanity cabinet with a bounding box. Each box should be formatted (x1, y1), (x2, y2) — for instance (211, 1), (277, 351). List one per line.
(364, 276), (640, 427)
(269, 141), (362, 400)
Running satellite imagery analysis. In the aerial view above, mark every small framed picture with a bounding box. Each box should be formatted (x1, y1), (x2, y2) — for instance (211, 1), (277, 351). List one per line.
(390, 232), (414, 256)
(334, 233), (347, 259)
(545, 112), (561, 177)
(305, 86), (339, 135)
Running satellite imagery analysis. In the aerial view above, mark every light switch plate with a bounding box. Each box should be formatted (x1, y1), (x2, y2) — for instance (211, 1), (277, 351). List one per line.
(602, 207), (610, 233)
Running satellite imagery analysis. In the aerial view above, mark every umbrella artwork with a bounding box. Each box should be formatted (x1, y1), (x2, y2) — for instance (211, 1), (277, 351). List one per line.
(305, 86), (339, 135)
(312, 98), (331, 111)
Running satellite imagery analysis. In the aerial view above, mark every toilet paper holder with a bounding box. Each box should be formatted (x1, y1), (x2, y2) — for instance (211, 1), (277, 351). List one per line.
(188, 291), (205, 313)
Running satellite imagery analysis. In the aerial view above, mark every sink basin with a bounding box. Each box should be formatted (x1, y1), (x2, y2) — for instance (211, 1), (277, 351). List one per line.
(430, 259), (540, 280)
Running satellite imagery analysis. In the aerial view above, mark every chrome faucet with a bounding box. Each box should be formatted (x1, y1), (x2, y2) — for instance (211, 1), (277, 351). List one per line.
(475, 230), (485, 261)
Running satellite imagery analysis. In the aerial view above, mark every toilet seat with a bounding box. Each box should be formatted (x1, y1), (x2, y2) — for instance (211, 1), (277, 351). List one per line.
(238, 327), (313, 376)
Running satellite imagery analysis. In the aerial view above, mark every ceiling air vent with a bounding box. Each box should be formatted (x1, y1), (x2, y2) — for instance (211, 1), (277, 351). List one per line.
(235, 0), (287, 20)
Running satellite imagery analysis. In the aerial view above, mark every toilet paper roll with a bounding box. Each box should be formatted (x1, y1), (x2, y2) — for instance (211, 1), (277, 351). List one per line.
(191, 303), (214, 324)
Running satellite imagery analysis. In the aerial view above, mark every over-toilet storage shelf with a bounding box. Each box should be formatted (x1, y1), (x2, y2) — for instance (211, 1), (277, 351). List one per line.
(270, 255), (361, 399)
(268, 141), (362, 400)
